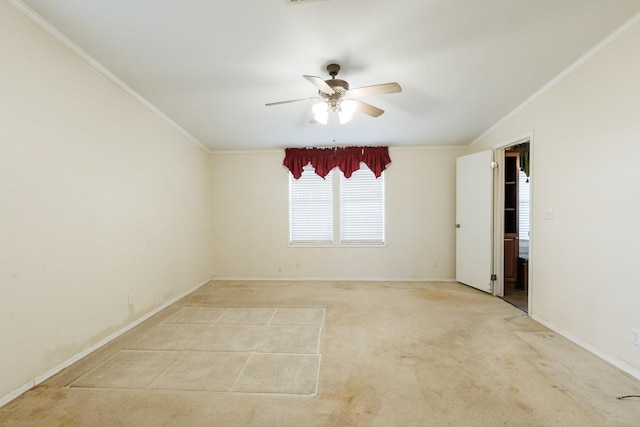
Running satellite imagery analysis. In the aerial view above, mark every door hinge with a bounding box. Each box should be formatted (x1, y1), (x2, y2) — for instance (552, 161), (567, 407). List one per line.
(491, 274), (497, 281)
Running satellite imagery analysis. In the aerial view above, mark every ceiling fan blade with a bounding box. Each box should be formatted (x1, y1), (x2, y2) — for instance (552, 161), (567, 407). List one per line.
(354, 100), (384, 117)
(265, 97), (322, 106)
(303, 75), (335, 95)
(346, 82), (402, 98)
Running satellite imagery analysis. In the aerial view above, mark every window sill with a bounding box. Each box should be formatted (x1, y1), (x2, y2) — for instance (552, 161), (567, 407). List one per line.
(289, 242), (335, 248)
(339, 242), (386, 248)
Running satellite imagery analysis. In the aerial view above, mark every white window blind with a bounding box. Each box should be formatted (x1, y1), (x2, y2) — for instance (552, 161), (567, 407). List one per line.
(519, 169), (530, 240)
(339, 165), (385, 246)
(289, 166), (333, 245)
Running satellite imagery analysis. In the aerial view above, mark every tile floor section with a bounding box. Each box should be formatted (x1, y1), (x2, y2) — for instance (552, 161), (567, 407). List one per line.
(70, 307), (325, 396)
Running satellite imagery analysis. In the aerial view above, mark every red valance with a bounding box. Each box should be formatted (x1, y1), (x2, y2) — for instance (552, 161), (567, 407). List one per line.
(284, 146), (391, 179)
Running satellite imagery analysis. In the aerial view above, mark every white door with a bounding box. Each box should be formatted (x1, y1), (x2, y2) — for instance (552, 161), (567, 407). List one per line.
(456, 150), (494, 293)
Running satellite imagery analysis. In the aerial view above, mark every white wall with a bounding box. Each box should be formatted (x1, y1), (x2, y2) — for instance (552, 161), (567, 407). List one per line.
(471, 19), (640, 378)
(0, 2), (213, 401)
(210, 147), (464, 280)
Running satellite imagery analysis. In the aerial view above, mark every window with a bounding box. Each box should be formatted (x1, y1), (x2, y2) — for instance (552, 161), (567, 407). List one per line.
(518, 169), (530, 241)
(289, 166), (333, 246)
(340, 165), (385, 246)
(289, 164), (385, 246)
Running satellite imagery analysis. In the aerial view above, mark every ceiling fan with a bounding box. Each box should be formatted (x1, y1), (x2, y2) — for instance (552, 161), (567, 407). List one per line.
(266, 63), (402, 124)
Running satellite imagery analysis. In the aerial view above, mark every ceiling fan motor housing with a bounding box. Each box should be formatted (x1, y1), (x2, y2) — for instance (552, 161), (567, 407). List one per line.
(326, 79), (349, 94)
(323, 63), (349, 96)
(326, 63), (341, 77)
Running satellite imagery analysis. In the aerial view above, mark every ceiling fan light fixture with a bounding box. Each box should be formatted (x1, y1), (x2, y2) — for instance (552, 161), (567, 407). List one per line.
(267, 63), (401, 124)
(312, 101), (329, 124)
(339, 100), (356, 124)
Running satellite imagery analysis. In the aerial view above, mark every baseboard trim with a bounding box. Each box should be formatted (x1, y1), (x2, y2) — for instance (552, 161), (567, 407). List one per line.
(209, 276), (458, 282)
(0, 277), (211, 408)
(531, 314), (640, 381)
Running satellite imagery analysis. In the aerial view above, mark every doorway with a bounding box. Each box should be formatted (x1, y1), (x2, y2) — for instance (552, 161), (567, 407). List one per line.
(497, 140), (530, 312)
(454, 139), (532, 310)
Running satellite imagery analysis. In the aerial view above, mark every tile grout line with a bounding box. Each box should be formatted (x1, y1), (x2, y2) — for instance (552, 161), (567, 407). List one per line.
(128, 321), (167, 347)
(214, 308), (231, 325)
(230, 352), (255, 392)
(75, 308), (326, 392)
(316, 308), (326, 354)
(146, 351), (187, 390)
(266, 308), (278, 326)
(68, 346), (168, 388)
(315, 326), (323, 355)
(67, 348), (129, 388)
(313, 308), (325, 396)
(313, 354), (322, 397)
(68, 385), (319, 397)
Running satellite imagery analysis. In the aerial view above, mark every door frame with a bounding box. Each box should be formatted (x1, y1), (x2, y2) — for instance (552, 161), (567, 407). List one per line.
(492, 132), (533, 312)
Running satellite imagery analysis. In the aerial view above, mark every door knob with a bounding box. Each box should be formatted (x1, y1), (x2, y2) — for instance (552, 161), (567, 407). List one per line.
(455, 224), (461, 228)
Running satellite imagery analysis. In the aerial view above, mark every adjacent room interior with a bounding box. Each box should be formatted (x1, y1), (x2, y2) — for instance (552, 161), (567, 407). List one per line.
(501, 142), (530, 312)
(2, 0), (640, 425)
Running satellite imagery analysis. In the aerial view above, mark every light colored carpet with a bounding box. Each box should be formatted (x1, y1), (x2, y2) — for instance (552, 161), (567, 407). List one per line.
(1, 280), (639, 426)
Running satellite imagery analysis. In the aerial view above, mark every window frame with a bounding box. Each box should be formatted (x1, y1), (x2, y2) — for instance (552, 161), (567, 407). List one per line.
(338, 165), (386, 247)
(288, 164), (386, 248)
(288, 166), (335, 247)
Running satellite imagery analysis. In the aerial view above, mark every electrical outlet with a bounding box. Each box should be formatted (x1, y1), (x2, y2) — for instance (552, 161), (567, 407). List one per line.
(128, 294), (135, 307)
(632, 329), (640, 346)
(296, 259), (301, 268)
(433, 260), (439, 268)
(544, 208), (555, 220)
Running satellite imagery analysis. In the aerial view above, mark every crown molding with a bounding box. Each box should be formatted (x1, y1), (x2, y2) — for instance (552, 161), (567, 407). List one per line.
(6, 0), (211, 154)
(470, 11), (640, 147)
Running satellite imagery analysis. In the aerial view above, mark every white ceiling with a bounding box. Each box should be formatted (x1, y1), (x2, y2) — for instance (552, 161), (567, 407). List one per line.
(13, 0), (640, 151)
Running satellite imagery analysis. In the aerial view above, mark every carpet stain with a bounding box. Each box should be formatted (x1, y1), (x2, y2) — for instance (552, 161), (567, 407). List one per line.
(0, 384), (78, 427)
(332, 282), (357, 291)
(516, 401), (534, 414)
(413, 288), (454, 300)
(327, 378), (382, 426)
